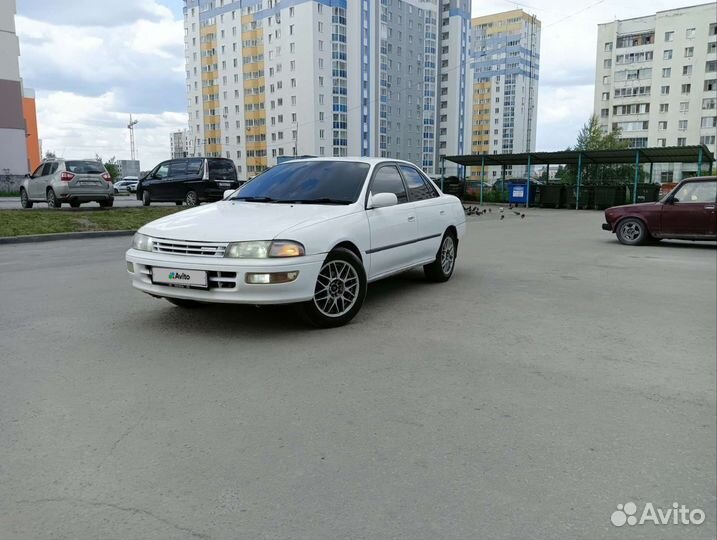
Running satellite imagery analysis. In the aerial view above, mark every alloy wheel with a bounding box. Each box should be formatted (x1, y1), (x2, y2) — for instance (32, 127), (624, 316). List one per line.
(440, 236), (456, 274)
(313, 260), (360, 318)
(621, 222), (641, 242)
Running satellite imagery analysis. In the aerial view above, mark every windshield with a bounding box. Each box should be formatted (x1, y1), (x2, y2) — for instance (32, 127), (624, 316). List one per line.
(208, 159), (237, 180)
(66, 161), (106, 174)
(230, 161), (370, 204)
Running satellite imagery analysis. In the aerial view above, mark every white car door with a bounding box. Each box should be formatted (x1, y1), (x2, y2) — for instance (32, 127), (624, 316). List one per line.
(399, 165), (447, 260)
(366, 164), (419, 279)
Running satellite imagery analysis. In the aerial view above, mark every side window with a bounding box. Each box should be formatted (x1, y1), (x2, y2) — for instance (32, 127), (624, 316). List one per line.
(186, 158), (203, 176)
(674, 181), (717, 203)
(48, 163), (59, 175)
(31, 164), (44, 177)
(400, 166), (437, 201)
(39, 163), (53, 176)
(168, 161), (186, 177)
(371, 165), (407, 204)
(155, 162), (170, 179)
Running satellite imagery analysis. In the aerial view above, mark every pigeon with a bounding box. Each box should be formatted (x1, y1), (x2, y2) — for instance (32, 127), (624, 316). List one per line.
(512, 210), (522, 216)
(488, 208), (492, 213)
(521, 214), (526, 219)
(500, 214), (505, 220)
(499, 208), (504, 213)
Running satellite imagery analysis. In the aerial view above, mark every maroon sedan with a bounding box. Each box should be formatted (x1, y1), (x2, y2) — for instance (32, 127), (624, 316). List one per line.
(602, 176), (716, 245)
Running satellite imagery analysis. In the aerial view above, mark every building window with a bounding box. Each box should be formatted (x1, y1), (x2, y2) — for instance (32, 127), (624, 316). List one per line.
(603, 59), (612, 69)
(657, 138), (666, 147)
(663, 50), (672, 60)
(659, 103), (669, 113)
(701, 117), (717, 128)
(600, 108), (609, 118)
(706, 60), (717, 73)
(683, 65), (692, 76)
(662, 67), (671, 78)
(700, 135), (716, 146)
(681, 84), (691, 95)
(676, 138), (686, 147)
(678, 120), (688, 131)
(604, 42), (612, 52)
(601, 92), (609, 101)
(660, 85), (670, 95)
(658, 121), (668, 130)
(680, 102), (689, 113)
(685, 28), (695, 39)
(684, 47), (694, 58)
(664, 31), (674, 42)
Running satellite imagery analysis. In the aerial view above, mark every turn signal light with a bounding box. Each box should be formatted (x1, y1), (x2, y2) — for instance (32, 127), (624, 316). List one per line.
(245, 272), (299, 284)
(101, 172), (112, 182)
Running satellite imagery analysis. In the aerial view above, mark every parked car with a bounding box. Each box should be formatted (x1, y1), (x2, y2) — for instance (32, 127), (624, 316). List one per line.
(126, 158), (466, 327)
(20, 158), (114, 208)
(602, 176), (716, 245)
(136, 157), (240, 206)
(114, 178), (139, 194)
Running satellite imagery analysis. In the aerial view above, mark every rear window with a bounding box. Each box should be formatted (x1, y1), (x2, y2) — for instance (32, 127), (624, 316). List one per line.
(208, 159), (237, 180)
(66, 161), (105, 174)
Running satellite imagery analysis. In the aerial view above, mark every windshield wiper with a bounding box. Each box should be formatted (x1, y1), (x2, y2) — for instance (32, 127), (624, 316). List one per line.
(233, 196), (277, 202)
(275, 198), (353, 205)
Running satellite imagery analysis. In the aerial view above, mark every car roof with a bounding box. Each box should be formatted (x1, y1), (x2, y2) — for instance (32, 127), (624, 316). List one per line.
(681, 176), (716, 182)
(278, 156), (421, 167)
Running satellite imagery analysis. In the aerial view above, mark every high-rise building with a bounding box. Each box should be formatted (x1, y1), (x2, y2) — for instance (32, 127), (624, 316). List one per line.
(0, 0), (29, 191)
(170, 129), (191, 159)
(184, 0), (474, 177)
(467, 9), (540, 180)
(594, 3), (717, 180)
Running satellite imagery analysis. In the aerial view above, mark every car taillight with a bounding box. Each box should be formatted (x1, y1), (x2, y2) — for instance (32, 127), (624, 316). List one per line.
(101, 172), (112, 182)
(60, 171), (75, 182)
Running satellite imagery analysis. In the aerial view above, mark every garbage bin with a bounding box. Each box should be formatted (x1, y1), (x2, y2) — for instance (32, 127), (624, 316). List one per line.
(564, 185), (594, 209)
(508, 182), (537, 205)
(537, 184), (565, 208)
(628, 183), (661, 203)
(593, 185), (628, 209)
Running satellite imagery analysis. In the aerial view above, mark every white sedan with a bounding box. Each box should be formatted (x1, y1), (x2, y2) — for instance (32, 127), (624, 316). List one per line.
(126, 158), (466, 327)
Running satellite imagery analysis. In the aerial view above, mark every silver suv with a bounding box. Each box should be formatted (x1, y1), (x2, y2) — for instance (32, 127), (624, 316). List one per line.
(20, 159), (114, 208)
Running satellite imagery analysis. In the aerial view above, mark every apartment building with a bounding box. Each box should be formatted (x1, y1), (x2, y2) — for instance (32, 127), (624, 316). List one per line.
(467, 9), (540, 180)
(0, 0), (29, 191)
(184, 0), (477, 177)
(170, 129), (191, 159)
(594, 3), (717, 180)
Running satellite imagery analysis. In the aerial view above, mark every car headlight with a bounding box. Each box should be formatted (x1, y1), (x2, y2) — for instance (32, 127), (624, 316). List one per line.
(132, 233), (154, 252)
(225, 240), (305, 258)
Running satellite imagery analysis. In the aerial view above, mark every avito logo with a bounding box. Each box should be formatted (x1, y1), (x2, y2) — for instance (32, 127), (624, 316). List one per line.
(168, 271), (191, 281)
(611, 501), (706, 527)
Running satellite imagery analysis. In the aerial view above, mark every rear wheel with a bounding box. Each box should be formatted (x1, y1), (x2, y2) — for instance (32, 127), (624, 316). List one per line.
(69, 201), (81, 208)
(424, 231), (457, 282)
(99, 198), (114, 208)
(297, 248), (366, 328)
(166, 298), (202, 308)
(617, 218), (647, 246)
(142, 190), (151, 206)
(175, 201), (183, 206)
(185, 190), (199, 207)
(20, 188), (33, 208)
(47, 189), (61, 208)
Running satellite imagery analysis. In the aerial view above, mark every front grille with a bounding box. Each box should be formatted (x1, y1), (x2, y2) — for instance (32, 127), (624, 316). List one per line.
(152, 239), (228, 258)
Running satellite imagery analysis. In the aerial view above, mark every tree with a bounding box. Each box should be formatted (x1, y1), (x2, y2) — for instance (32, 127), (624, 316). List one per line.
(96, 154), (120, 181)
(560, 115), (638, 185)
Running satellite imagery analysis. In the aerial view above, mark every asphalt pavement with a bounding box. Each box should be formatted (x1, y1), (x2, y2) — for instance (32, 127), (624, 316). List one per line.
(0, 209), (715, 539)
(0, 196), (176, 209)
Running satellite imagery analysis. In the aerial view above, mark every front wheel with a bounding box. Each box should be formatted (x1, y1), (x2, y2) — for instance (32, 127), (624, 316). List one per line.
(99, 198), (114, 208)
(424, 231), (457, 282)
(297, 248), (367, 328)
(20, 188), (33, 208)
(617, 218), (647, 245)
(141, 190), (151, 206)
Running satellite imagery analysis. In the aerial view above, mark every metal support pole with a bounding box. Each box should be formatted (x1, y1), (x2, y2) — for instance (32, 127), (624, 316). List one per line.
(480, 157), (485, 205)
(632, 150), (641, 204)
(576, 153), (583, 210)
(501, 165), (506, 202)
(649, 162), (654, 183)
(440, 156), (445, 191)
(709, 161), (713, 175)
(526, 155), (532, 209)
(697, 146), (703, 176)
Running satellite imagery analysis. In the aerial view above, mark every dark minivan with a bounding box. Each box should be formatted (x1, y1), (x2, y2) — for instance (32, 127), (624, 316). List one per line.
(137, 157), (240, 206)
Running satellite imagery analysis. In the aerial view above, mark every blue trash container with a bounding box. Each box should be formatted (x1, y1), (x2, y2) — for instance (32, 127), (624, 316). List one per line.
(508, 182), (536, 204)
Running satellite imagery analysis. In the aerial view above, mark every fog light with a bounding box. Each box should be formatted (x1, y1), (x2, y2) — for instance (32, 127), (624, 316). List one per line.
(127, 261), (135, 273)
(245, 271), (299, 284)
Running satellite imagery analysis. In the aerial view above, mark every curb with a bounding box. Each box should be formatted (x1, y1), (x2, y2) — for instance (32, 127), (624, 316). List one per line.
(0, 230), (135, 245)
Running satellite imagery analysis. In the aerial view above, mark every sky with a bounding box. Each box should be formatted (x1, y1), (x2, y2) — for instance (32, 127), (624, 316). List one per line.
(15, 0), (703, 169)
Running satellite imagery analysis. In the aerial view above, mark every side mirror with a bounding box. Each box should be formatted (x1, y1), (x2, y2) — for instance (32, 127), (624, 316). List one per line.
(368, 192), (398, 209)
(223, 189), (235, 199)
(669, 197), (679, 204)
(24, 173), (31, 178)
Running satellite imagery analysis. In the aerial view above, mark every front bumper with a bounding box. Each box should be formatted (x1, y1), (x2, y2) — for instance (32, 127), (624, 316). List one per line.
(126, 248), (324, 305)
(602, 223), (612, 231)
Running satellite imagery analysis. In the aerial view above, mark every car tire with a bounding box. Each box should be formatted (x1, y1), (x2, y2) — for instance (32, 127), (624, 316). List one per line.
(166, 298), (203, 308)
(297, 248), (367, 328)
(424, 230), (457, 282)
(99, 198), (114, 208)
(47, 189), (61, 208)
(175, 201), (183, 206)
(142, 191), (151, 206)
(114, 188), (119, 194)
(20, 188), (33, 208)
(69, 201), (80, 208)
(185, 190), (199, 207)
(617, 218), (648, 246)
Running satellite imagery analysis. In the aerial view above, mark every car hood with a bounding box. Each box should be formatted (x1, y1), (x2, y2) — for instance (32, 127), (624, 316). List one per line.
(140, 200), (353, 242)
(607, 201), (662, 213)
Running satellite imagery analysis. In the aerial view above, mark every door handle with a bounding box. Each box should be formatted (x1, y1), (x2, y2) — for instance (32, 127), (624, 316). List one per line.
(440, 210), (446, 215)
(705, 206), (715, 210)
(407, 216), (416, 222)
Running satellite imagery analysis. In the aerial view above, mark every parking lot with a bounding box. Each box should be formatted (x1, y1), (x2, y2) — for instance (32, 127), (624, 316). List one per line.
(0, 209), (714, 539)
(0, 195), (177, 210)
